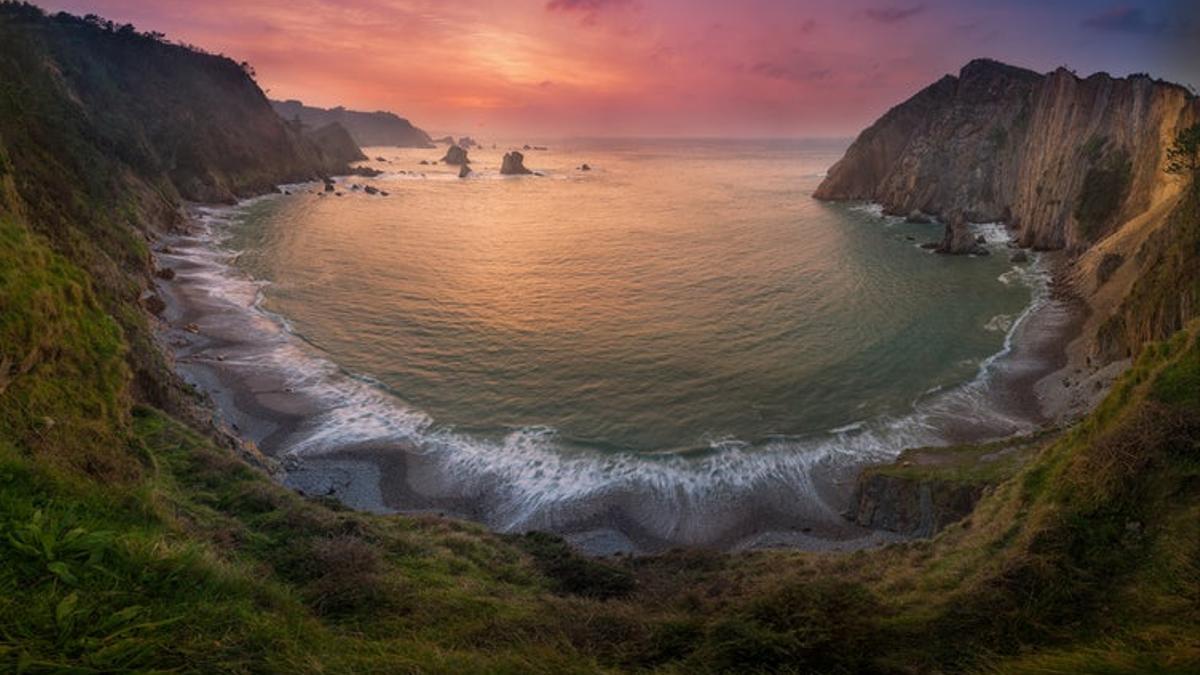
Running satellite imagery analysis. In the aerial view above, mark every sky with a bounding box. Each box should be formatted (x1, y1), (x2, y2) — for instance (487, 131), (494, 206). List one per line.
(42, 0), (1200, 138)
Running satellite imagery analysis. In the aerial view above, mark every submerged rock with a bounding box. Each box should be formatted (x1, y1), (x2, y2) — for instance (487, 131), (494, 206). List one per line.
(905, 210), (932, 224)
(500, 151), (533, 175)
(1010, 250), (1029, 263)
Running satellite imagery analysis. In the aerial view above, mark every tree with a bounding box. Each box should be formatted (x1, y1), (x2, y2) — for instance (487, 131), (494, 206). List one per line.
(1165, 123), (1200, 190)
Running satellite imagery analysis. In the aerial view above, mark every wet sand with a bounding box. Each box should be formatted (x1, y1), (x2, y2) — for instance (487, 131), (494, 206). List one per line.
(155, 203), (1090, 556)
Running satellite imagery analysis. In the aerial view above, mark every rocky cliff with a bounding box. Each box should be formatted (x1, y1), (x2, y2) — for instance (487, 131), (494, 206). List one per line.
(816, 58), (1200, 362)
(272, 99), (435, 148)
(816, 59), (1197, 250)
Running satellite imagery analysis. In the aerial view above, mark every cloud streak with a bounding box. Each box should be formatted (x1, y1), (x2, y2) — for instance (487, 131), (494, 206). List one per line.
(864, 4), (926, 24)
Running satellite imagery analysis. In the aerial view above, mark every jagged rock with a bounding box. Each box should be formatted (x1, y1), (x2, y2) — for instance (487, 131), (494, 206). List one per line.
(364, 185), (379, 195)
(458, 164), (471, 178)
(579, 164), (591, 171)
(155, 267), (176, 280)
(500, 151), (532, 175)
(937, 215), (989, 255)
(442, 145), (469, 166)
(323, 177), (336, 192)
(419, 159), (429, 165)
(1010, 250), (1029, 263)
(348, 166), (382, 177)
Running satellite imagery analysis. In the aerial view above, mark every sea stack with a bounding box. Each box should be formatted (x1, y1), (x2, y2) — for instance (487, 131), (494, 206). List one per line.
(500, 151), (533, 175)
(458, 164), (471, 178)
(442, 145), (469, 166)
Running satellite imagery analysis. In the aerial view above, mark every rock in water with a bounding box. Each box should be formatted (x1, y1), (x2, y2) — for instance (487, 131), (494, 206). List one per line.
(1010, 250), (1029, 263)
(364, 185), (379, 195)
(442, 145), (469, 166)
(579, 164), (591, 171)
(458, 164), (471, 178)
(323, 177), (336, 192)
(500, 151), (533, 175)
(937, 214), (989, 255)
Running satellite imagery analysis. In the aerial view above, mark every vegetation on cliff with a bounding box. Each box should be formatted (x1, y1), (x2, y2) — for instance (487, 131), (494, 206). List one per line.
(0, 5), (1197, 671)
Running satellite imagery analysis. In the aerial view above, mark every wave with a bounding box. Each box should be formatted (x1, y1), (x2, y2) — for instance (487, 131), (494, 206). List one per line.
(171, 192), (1051, 547)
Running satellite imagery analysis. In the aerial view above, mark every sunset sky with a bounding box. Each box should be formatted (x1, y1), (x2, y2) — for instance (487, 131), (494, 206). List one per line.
(45, 0), (1200, 138)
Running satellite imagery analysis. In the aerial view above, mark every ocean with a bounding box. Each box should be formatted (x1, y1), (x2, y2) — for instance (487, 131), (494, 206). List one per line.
(175, 138), (1049, 550)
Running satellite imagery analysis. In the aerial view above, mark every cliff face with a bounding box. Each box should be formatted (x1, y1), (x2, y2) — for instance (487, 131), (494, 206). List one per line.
(816, 59), (1198, 252)
(272, 99), (435, 149)
(817, 59), (1200, 362)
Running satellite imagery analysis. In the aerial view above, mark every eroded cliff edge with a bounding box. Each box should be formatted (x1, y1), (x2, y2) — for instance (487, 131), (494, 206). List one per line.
(815, 58), (1200, 365)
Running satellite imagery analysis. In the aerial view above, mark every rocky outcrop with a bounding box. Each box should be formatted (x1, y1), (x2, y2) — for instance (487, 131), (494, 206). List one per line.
(458, 164), (471, 178)
(442, 145), (469, 166)
(305, 122), (367, 168)
(272, 99), (435, 148)
(501, 151), (532, 175)
(815, 59), (1198, 252)
(852, 472), (986, 537)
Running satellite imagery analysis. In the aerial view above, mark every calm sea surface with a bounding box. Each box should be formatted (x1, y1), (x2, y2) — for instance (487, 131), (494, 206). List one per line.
(225, 138), (1032, 457)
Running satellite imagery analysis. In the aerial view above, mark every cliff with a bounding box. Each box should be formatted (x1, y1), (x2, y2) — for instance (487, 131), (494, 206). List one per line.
(272, 99), (435, 148)
(816, 58), (1200, 361)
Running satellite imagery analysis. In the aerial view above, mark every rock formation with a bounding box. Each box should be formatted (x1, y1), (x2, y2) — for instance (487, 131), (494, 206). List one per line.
(458, 164), (471, 178)
(815, 59), (1197, 252)
(442, 145), (469, 166)
(305, 122), (366, 167)
(500, 151), (532, 175)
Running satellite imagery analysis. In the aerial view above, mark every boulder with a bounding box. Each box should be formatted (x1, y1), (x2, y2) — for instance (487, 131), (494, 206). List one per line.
(323, 177), (336, 192)
(364, 185), (379, 195)
(500, 151), (533, 175)
(143, 293), (166, 316)
(442, 145), (469, 166)
(579, 164), (591, 171)
(154, 267), (176, 280)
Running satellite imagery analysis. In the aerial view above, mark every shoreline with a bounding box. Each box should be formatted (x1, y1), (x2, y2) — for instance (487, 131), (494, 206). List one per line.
(153, 195), (1096, 556)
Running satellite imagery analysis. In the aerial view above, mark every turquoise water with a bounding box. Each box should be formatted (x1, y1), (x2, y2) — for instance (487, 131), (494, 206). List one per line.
(227, 138), (1034, 457)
